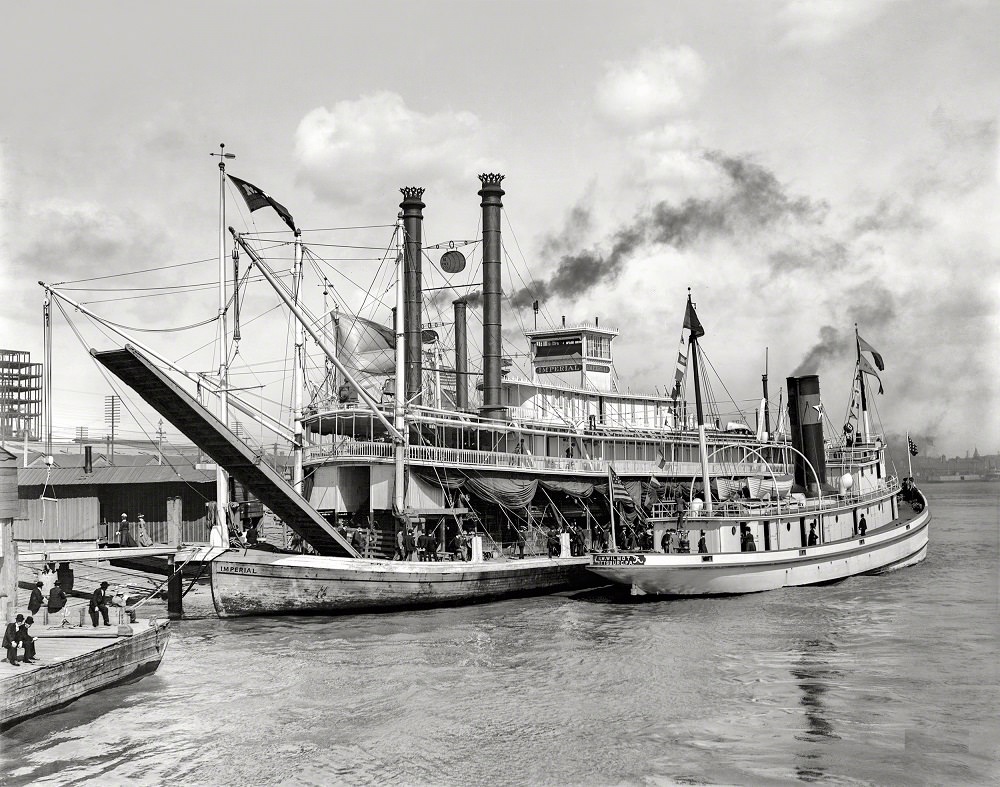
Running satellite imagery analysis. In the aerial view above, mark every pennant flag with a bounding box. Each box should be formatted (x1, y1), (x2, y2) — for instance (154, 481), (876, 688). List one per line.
(608, 465), (633, 505)
(228, 175), (297, 232)
(683, 299), (705, 338)
(908, 436), (919, 456)
(859, 354), (884, 394)
(858, 334), (885, 371)
(671, 337), (687, 399)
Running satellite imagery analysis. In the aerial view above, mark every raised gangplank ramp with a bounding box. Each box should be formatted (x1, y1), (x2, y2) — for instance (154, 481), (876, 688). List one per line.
(92, 345), (358, 558)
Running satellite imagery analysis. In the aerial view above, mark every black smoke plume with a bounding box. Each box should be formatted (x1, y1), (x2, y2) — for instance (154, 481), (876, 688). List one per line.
(510, 151), (823, 309)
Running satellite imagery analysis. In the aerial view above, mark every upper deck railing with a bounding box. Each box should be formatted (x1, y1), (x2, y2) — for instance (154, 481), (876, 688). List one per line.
(305, 440), (793, 479)
(648, 478), (900, 523)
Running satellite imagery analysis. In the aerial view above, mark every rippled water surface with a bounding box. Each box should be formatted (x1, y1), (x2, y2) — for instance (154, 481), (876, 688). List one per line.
(2, 482), (997, 785)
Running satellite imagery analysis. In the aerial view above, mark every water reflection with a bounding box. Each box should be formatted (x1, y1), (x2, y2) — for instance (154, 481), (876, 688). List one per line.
(792, 638), (842, 781)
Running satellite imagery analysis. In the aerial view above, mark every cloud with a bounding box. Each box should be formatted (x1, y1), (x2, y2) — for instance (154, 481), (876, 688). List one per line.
(595, 45), (706, 129)
(294, 92), (499, 208)
(778, 0), (905, 46)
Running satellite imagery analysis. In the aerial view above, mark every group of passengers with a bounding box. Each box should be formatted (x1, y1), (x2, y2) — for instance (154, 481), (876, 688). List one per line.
(542, 523), (588, 557)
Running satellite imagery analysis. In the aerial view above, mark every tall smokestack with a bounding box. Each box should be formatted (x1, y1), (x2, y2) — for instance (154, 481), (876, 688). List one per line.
(786, 374), (828, 497)
(400, 187), (425, 406)
(479, 173), (505, 419)
(84, 445), (93, 474)
(454, 299), (468, 410)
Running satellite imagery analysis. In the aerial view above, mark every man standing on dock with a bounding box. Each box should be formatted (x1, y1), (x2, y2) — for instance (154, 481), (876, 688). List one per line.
(89, 581), (111, 627)
(28, 581), (44, 615)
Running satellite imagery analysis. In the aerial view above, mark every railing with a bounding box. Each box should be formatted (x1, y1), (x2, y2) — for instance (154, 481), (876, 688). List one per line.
(650, 478), (902, 522)
(306, 440), (793, 478)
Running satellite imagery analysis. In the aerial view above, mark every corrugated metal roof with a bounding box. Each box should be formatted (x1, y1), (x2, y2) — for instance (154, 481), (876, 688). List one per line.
(17, 464), (214, 486)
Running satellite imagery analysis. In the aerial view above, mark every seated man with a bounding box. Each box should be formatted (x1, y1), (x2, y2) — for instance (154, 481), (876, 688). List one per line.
(89, 581), (112, 627)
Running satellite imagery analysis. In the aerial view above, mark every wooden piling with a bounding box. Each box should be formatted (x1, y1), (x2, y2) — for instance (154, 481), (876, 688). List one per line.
(166, 554), (183, 619)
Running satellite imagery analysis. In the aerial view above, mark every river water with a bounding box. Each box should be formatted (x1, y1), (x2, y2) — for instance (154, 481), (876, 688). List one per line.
(2, 482), (997, 785)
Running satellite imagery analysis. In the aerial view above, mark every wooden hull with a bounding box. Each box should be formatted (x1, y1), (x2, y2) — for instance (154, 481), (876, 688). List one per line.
(1, 620), (170, 730)
(210, 552), (597, 617)
(588, 506), (930, 596)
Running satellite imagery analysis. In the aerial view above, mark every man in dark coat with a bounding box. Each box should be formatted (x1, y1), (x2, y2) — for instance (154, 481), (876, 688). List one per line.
(807, 524), (819, 546)
(28, 581), (44, 615)
(20, 617), (37, 663)
(3, 615), (24, 665)
(859, 514), (867, 536)
(47, 581), (68, 614)
(404, 528), (416, 561)
(697, 530), (708, 554)
(89, 581), (111, 627)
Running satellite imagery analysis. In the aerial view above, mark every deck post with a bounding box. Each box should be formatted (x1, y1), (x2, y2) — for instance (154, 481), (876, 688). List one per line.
(167, 554), (183, 619)
(166, 496), (182, 547)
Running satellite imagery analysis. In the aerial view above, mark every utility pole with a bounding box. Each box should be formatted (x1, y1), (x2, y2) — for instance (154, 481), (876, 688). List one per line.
(157, 419), (165, 465)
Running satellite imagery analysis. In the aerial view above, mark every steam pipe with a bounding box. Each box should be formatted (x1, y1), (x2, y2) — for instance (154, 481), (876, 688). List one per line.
(400, 187), (425, 406)
(479, 173), (505, 419)
(454, 298), (468, 409)
(786, 374), (828, 497)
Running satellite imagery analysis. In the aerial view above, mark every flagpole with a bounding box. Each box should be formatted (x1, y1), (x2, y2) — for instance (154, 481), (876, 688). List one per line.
(855, 325), (870, 443)
(607, 464), (618, 552)
(687, 291), (713, 514)
(292, 229), (304, 495)
(211, 143), (234, 548)
(393, 215), (407, 523)
(906, 431), (913, 479)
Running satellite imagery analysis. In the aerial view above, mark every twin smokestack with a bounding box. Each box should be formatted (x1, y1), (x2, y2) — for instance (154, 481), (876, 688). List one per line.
(398, 174), (505, 418)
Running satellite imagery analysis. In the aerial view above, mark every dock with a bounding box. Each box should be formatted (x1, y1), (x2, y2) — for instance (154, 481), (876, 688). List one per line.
(0, 619), (170, 730)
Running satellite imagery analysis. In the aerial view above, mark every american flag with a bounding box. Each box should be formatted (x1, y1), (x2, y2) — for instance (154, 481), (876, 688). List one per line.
(608, 465), (633, 505)
(908, 436), (919, 456)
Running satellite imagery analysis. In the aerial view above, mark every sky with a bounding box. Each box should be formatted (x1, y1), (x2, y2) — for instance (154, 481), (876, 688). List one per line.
(1, 0), (998, 460)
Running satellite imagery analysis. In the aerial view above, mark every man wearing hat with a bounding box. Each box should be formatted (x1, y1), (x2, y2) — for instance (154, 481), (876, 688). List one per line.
(3, 614), (24, 666)
(697, 530), (708, 554)
(89, 581), (112, 627)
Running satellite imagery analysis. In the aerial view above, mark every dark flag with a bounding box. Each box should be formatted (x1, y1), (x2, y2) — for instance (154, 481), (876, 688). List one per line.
(908, 437), (919, 456)
(858, 334), (885, 371)
(859, 354), (884, 394)
(684, 299), (705, 338)
(228, 175), (297, 232)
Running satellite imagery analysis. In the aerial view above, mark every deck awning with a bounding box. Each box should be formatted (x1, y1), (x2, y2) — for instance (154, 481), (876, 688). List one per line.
(92, 345), (358, 558)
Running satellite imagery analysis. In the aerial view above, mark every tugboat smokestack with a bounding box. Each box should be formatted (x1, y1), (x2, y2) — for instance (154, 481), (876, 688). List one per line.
(454, 298), (468, 409)
(479, 173), (505, 419)
(786, 374), (828, 497)
(400, 187), (425, 406)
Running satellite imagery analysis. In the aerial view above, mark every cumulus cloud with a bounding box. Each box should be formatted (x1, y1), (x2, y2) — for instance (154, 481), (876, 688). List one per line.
(595, 45), (706, 129)
(294, 92), (499, 208)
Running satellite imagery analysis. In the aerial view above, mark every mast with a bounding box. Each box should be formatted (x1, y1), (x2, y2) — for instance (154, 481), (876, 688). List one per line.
(211, 143), (234, 548)
(762, 347), (770, 439)
(855, 325), (870, 442)
(42, 294), (52, 457)
(393, 215), (406, 521)
(291, 229), (304, 495)
(687, 292), (713, 513)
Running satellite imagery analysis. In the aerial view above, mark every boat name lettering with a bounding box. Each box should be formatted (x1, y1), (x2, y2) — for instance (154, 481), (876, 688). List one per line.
(593, 554), (646, 566)
(585, 363), (610, 373)
(219, 565), (259, 575)
(537, 363), (583, 374)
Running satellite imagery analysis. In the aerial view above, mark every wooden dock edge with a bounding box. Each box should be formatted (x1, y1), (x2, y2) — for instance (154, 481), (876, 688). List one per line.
(0, 619), (171, 731)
